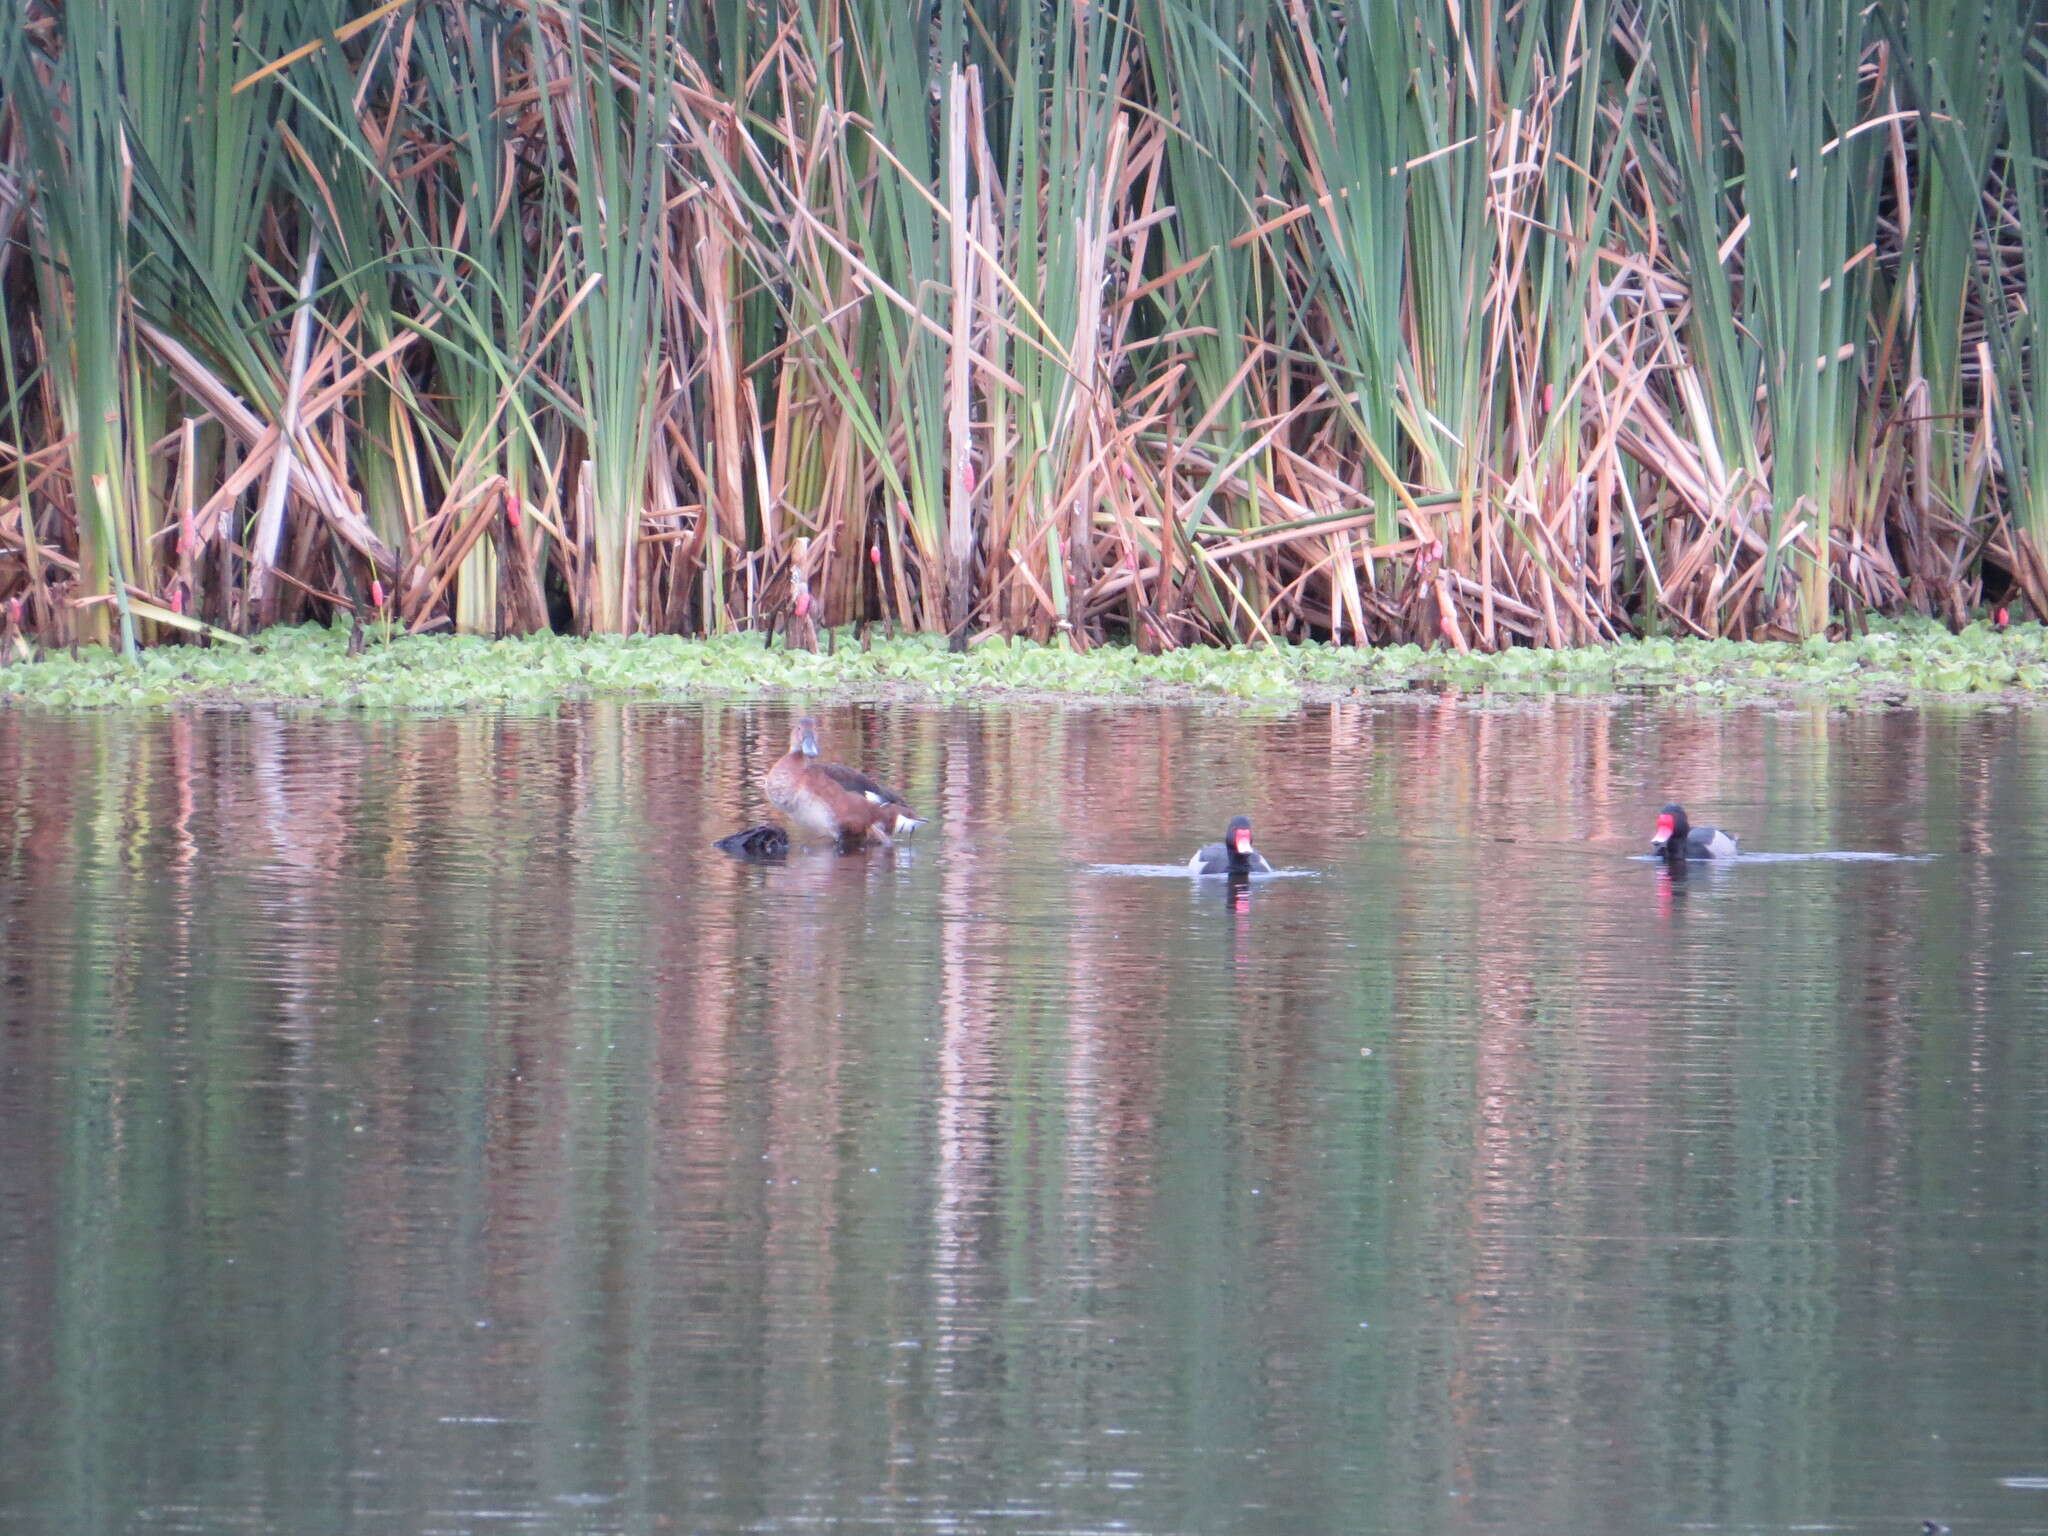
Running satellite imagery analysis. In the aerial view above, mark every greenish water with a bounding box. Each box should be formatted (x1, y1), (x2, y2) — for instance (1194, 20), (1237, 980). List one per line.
(2, 700), (2046, 1535)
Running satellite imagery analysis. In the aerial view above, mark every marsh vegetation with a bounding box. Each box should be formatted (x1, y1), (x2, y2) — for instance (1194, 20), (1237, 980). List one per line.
(6, 616), (2048, 710)
(4, 1), (2048, 655)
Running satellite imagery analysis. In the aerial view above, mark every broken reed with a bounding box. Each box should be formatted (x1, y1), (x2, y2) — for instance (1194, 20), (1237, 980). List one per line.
(3, 0), (2048, 658)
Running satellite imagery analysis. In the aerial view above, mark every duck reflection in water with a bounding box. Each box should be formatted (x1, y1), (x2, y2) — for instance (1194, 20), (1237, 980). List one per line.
(1656, 856), (1687, 916)
(1224, 871), (1257, 967)
(1654, 844), (1737, 917)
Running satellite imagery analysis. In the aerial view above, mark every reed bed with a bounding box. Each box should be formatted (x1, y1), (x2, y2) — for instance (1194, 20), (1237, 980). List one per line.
(3, 0), (2047, 656)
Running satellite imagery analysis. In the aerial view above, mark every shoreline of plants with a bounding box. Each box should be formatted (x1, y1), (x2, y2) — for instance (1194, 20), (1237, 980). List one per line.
(3, 621), (2046, 712)
(6, 3), (2048, 658)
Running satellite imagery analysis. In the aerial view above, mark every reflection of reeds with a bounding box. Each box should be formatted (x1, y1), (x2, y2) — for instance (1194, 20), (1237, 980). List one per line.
(6, 1), (2048, 653)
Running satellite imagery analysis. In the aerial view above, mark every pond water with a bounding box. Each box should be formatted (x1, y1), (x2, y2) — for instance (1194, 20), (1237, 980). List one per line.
(2, 698), (2046, 1535)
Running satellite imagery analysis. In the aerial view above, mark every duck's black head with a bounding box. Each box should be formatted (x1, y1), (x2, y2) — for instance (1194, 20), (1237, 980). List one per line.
(1225, 814), (1256, 868)
(1651, 802), (1690, 857)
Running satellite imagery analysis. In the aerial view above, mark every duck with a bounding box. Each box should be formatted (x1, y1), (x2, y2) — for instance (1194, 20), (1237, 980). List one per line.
(1650, 803), (1738, 860)
(713, 823), (789, 860)
(1188, 814), (1273, 875)
(764, 717), (925, 846)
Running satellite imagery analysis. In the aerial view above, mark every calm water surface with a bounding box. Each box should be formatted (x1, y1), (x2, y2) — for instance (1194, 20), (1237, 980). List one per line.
(2, 699), (2046, 1535)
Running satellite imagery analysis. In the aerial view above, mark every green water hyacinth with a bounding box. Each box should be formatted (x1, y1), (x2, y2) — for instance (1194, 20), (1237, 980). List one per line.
(3, 620), (2047, 712)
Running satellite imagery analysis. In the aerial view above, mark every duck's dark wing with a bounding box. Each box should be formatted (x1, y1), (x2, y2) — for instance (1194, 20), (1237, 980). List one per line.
(1188, 841), (1227, 874)
(816, 759), (909, 807)
(1248, 850), (1274, 873)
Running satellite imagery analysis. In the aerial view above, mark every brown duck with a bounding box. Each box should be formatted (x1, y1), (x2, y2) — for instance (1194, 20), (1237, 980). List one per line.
(764, 717), (925, 846)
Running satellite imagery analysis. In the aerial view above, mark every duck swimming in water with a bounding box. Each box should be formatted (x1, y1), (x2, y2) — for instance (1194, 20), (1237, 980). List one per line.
(1188, 815), (1273, 875)
(764, 717), (924, 846)
(713, 823), (790, 860)
(1651, 803), (1738, 860)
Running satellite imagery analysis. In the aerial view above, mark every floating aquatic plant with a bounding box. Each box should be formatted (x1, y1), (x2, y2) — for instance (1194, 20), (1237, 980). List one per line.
(2, 619), (2045, 712)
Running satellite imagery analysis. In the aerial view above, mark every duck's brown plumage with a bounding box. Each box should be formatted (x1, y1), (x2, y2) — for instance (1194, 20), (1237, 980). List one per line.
(764, 717), (924, 845)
